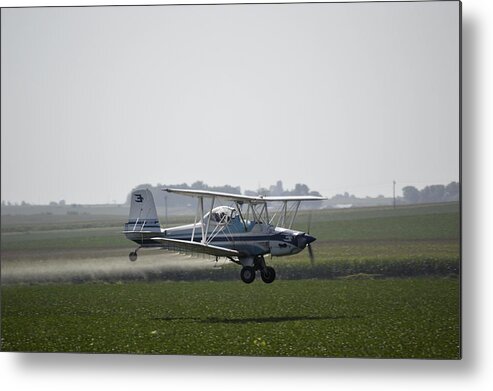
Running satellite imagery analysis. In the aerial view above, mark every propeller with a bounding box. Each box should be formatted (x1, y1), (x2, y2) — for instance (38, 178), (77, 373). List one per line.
(307, 242), (315, 265)
(307, 212), (315, 265)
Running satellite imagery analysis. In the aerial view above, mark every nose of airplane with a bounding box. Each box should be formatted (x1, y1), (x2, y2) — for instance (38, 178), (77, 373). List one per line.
(297, 233), (316, 249)
(305, 234), (316, 245)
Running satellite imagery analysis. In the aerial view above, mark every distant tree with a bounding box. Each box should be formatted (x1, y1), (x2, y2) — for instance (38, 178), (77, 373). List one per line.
(49, 201), (58, 206)
(269, 180), (284, 196)
(402, 186), (420, 204)
(59, 200), (66, 206)
(420, 185), (446, 203)
(1, 200), (6, 207)
(338, 192), (356, 200)
(445, 181), (460, 201)
(292, 183), (310, 196)
(191, 181), (206, 190)
(309, 190), (322, 197)
(21, 201), (30, 206)
(257, 187), (270, 196)
(330, 192), (356, 202)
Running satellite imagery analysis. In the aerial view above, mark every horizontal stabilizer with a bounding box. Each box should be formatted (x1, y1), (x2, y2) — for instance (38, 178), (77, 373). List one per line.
(150, 237), (240, 257)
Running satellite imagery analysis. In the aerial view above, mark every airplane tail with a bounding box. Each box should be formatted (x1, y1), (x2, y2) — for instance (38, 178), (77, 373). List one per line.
(124, 188), (161, 232)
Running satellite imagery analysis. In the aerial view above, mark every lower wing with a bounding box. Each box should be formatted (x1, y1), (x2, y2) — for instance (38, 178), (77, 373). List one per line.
(150, 237), (240, 257)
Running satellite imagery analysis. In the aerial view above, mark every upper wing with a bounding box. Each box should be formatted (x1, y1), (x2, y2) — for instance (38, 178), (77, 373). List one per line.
(163, 188), (326, 203)
(262, 195), (327, 202)
(150, 237), (240, 257)
(163, 188), (258, 203)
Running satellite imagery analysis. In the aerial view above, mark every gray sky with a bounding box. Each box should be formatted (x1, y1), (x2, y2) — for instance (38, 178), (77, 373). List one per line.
(1, 2), (460, 204)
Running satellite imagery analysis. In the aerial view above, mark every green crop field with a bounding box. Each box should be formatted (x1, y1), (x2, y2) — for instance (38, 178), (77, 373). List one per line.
(0, 202), (461, 358)
(1, 278), (460, 358)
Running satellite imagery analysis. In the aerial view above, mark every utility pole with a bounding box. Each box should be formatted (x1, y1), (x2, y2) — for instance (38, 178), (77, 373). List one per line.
(393, 180), (396, 209)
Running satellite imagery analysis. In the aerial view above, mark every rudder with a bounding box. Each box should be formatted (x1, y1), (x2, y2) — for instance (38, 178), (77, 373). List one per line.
(125, 188), (161, 232)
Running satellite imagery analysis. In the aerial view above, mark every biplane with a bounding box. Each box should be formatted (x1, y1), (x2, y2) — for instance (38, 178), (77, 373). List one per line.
(123, 188), (326, 283)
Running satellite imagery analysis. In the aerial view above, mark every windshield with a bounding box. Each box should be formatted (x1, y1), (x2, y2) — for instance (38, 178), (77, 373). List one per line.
(204, 206), (237, 224)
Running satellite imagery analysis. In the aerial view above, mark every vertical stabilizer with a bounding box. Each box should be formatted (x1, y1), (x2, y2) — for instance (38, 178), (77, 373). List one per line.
(125, 188), (161, 232)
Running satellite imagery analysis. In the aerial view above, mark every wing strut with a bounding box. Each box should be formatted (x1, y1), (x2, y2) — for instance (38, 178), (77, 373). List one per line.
(282, 201), (287, 226)
(289, 201), (302, 229)
(235, 202), (248, 232)
(199, 197), (205, 243)
(191, 198), (200, 242)
(204, 196), (215, 243)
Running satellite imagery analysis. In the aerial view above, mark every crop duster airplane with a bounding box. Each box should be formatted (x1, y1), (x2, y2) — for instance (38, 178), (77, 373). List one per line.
(123, 188), (326, 284)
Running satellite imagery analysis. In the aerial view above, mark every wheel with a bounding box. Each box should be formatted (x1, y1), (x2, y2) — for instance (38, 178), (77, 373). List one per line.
(260, 266), (276, 284)
(240, 266), (256, 284)
(129, 251), (138, 262)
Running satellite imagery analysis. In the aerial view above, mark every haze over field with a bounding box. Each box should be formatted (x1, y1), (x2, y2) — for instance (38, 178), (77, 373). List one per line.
(1, 202), (460, 285)
(1, 2), (459, 205)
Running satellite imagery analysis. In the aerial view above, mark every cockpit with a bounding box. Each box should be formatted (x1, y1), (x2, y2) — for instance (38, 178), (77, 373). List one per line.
(204, 206), (237, 225)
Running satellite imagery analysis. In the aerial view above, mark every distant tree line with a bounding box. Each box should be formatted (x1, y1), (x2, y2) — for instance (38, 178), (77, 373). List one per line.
(322, 181), (460, 207)
(401, 182), (460, 204)
(1, 199), (67, 207)
(1, 181), (459, 210)
(245, 180), (322, 198)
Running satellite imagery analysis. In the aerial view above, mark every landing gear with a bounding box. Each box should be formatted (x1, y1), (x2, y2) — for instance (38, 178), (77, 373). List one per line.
(260, 266), (276, 284)
(240, 266), (256, 284)
(129, 247), (141, 262)
(239, 256), (276, 284)
(129, 251), (138, 262)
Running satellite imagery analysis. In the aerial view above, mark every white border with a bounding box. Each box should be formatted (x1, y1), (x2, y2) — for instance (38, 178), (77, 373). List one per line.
(2, 1), (492, 390)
